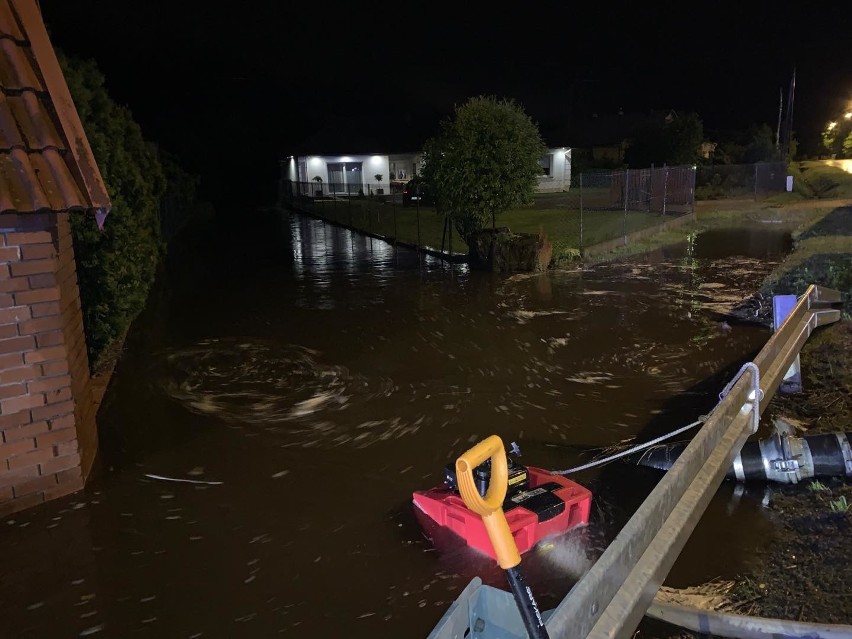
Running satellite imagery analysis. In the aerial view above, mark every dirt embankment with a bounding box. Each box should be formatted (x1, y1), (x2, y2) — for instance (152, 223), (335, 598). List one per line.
(654, 165), (852, 636)
(732, 199), (852, 624)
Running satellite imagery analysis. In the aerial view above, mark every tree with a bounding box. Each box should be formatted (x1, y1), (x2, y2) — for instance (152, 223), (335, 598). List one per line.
(742, 124), (778, 163)
(420, 96), (546, 243)
(844, 131), (852, 158)
(58, 51), (166, 369)
(625, 112), (704, 167)
(823, 120), (852, 158)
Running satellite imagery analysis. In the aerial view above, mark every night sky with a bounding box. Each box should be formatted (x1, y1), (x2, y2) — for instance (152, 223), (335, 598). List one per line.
(40, 1), (851, 206)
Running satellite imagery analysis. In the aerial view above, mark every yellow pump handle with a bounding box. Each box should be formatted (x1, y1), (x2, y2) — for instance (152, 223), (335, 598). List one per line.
(455, 435), (521, 569)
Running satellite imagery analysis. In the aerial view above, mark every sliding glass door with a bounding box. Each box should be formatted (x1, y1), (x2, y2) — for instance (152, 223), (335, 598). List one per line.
(327, 162), (363, 194)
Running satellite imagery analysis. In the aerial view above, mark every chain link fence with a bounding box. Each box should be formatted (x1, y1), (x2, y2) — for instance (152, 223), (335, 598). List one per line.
(544, 165), (696, 259)
(695, 161), (788, 200)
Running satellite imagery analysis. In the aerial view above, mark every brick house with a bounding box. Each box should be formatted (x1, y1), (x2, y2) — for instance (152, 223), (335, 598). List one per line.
(1, 0), (111, 516)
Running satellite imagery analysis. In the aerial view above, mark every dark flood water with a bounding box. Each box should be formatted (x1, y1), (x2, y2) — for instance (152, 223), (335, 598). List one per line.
(0, 214), (795, 638)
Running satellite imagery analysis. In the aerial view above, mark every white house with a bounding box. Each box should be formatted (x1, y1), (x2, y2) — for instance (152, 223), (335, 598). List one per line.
(537, 147), (572, 192)
(281, 147), (571, 197)
(281, 152), (421, 197)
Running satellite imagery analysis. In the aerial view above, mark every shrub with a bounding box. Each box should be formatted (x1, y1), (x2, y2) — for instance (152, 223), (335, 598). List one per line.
(59, 52), (166, 370)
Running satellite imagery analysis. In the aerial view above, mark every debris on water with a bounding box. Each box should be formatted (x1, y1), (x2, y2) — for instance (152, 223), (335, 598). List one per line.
(289, 391), (335, 417)
(144, 474), (223, 485)
(271, 470), (289, 478)
(79, 625), (104, 636)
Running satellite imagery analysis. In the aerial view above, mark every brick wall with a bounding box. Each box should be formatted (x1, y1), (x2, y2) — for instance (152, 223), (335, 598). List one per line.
(0, 212), (96, 517)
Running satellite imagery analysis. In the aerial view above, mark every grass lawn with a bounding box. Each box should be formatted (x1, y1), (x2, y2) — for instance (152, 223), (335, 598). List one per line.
(794, 160), (852, 199)
(295, 195), (681, 257)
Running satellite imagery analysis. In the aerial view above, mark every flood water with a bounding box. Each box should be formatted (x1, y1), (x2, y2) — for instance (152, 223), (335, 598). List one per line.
(0, 213), (796, 638)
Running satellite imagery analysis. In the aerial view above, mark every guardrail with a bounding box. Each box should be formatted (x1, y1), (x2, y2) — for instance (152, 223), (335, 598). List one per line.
(427, 284), (843, 639)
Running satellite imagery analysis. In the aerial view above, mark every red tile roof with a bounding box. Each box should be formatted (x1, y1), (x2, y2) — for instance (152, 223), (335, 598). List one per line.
(0, 0), (110, 218)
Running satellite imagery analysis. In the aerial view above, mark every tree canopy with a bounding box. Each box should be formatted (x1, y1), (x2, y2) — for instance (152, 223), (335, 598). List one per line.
(420, 96), (546, 242)
(823, 119), (852, 159)
(625, 112), (704, 168)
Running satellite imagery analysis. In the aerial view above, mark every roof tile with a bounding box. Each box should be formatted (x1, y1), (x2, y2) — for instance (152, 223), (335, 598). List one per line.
(0, 0), (109, 216)
(0, 37), (42, 90)
(0, 1), (23, 40)
(0, 147), (87, 212)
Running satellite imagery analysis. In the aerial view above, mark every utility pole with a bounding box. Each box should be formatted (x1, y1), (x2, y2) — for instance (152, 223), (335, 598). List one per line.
(775, 87), (783, 155)
(781, 67), (797, 160)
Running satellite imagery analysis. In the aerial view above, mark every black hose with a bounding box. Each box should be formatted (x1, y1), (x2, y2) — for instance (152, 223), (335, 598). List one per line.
(632, 431), (852, 483)
(736, 440), (767, 480)
(808, 433), (851, 477)
(505, 566), (549, 639)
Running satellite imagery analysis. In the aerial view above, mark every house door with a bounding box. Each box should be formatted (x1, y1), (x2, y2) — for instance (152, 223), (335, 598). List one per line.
(327, 162), (363, 194)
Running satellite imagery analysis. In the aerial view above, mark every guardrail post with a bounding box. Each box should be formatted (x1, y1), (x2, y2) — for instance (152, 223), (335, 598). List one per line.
(773, 294), (803, 393)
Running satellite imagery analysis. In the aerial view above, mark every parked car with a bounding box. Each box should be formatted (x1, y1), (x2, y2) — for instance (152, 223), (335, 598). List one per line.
(402, 177), (434, 207)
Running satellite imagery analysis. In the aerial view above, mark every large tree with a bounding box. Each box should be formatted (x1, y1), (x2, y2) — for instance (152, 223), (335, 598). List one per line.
(625, 111), (704, 168)
(420, 96), (546, 243)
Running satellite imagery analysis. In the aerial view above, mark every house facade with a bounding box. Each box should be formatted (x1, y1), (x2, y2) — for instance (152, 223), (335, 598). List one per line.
(282, 152), (423, 197)
(281, 147), (571, 197)
(1, 0), (112, 516)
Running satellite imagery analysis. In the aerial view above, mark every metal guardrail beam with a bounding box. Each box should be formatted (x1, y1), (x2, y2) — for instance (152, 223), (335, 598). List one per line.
(545, 284), (842, 639)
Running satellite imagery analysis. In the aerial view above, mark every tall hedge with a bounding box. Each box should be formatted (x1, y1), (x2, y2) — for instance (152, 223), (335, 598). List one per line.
(58, 52), (166, 370)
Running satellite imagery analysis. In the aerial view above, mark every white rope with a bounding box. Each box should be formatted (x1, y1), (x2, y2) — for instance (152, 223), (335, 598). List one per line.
(550, 418), (706, 475)
(551, 360), (765, 476)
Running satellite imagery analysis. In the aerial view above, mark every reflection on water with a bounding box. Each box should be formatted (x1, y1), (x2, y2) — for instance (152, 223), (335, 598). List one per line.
(0, 213), (794, 637)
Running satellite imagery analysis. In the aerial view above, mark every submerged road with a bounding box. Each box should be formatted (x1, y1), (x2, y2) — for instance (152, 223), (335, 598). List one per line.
(0, 211), (796, 638)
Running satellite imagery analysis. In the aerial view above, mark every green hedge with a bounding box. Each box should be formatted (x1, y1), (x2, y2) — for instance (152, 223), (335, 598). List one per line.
(59, 52), (193, 370)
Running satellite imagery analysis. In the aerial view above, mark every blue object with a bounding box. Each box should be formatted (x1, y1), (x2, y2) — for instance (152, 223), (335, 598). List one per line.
(772, 294), (802, 393)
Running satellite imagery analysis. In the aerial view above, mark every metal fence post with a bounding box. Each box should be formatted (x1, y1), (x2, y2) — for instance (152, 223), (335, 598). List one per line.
(579, 172), (584, 251)
(623, 168), (629, 245)
(648, 166), (653, 214)
(416, 197), (421, 255)
(691, 165), (697, 217)
(753, 163), (758, 200)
